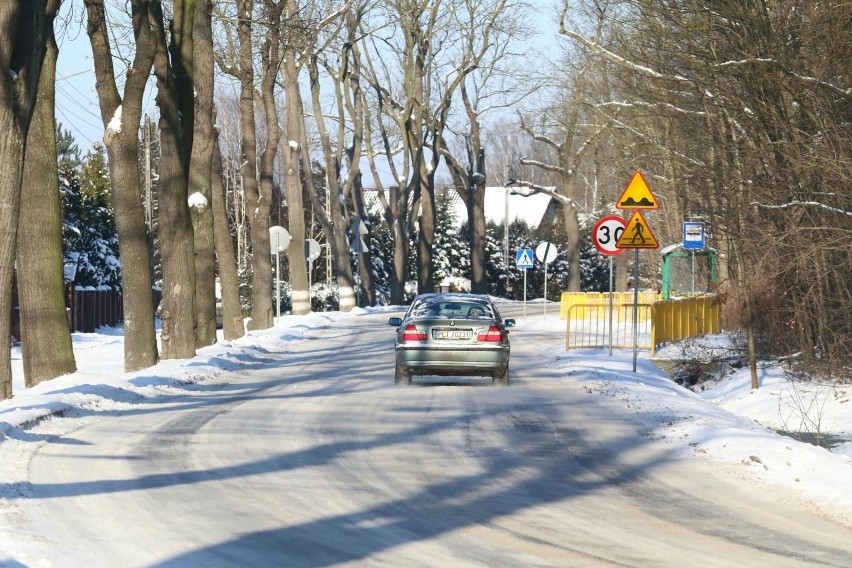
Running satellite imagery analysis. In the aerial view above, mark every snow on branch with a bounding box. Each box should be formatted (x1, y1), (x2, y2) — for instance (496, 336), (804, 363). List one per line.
(596, 100), (706, 117)
(558, 20), (691, 84)
(716, 58), (852, 98)
(519, 158), (568, 176)
(753, 200), (852, 217)
(506, 179), (573, 207)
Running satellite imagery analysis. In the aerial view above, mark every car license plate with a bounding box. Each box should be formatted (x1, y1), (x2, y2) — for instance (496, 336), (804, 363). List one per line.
(433, 329), (471, 340)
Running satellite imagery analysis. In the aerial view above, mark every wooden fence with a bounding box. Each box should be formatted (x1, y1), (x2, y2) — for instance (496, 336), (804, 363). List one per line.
(11, 285), (163, 341)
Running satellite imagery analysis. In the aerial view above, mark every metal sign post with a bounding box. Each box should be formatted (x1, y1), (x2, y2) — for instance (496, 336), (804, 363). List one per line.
(609, 256), (614, 356)
(592, 216), (627, 356)
(535, 242), (557, 319)
(269, 226), (291, 324)
(516, 248), (534, 320)
(349, 219), (368, 307)
(615, 172), (661, 373)
(305, 239), (321, 308)
(632, 249), (640, 372)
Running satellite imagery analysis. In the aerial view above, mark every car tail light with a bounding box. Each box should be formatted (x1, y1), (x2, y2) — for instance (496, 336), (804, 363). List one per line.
(477, 325), (502, 342)
(402, 324), (427, 342)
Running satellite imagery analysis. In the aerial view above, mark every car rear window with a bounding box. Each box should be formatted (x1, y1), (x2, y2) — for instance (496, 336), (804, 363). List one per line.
(411, 299), (494, 319)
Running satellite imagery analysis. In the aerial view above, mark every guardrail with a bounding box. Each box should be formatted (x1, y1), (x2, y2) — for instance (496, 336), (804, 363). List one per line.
(563, 294), (721, 354)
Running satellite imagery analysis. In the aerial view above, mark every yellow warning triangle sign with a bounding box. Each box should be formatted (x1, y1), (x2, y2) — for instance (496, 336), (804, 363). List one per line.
(616, 171), (659, 210)
(615, 211), (659, 249)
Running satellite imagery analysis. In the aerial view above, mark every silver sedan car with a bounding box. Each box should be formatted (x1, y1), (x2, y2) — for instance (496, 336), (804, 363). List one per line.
(388, 293), (515, 386)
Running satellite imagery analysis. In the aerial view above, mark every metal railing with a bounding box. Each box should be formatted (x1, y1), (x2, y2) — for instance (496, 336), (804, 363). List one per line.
(565, 302), (654, 351)
(563, 294), (721, 354)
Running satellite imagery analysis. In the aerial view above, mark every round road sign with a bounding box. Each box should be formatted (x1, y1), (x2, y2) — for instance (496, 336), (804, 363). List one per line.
(535, 242), (558, 264)
(592, 216), (627, 256)
(305, 238), (321, 262)
(269, 226), (291, 252)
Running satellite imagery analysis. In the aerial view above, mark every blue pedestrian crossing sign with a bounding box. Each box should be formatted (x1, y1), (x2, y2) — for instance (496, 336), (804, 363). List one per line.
(516, 248), (534, 269)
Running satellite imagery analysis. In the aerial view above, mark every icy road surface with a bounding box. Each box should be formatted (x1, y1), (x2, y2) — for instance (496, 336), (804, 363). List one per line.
(3, 309), (852, 567)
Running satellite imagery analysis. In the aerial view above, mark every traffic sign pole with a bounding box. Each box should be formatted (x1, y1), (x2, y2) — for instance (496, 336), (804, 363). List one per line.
(609, 256), (614, 356)
(615, 171), (660, 373)
(632, 249), (639, 372)
(535, 242), (557, 319)
(269, 226), (291, 325)
(593, 215), (627, 356)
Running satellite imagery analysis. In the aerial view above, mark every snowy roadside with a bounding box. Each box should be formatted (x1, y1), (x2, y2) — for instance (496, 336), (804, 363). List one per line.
(546, 328), (852, 529)
(1, 308), (851, 531)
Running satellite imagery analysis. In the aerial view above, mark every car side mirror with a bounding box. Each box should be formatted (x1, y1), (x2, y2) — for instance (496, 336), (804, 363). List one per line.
(388, 317), (402, 327)
(505, 319), (516, 328)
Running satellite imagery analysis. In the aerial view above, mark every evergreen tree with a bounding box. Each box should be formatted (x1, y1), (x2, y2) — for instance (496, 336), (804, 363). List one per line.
(61, 144), (121, 289)
(432, 193), (469, 288)
(55, 123), (81, 167)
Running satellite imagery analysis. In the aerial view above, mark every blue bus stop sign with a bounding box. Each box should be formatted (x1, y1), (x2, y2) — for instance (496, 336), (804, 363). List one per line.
(683, 222), (705, 250)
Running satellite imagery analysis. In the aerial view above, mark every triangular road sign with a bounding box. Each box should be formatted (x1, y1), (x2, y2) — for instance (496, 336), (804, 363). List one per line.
(616, 171), (659, 210)
(616, 211), (659, 249)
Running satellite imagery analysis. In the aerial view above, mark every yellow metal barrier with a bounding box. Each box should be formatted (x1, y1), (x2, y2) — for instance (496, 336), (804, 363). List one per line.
(651, 296), (721, 350)
(564, 295), (720, 354)
(560, 291), (659, 320)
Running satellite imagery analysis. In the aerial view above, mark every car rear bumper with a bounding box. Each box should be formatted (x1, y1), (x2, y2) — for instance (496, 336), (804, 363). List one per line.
(396, 346), (509, 376)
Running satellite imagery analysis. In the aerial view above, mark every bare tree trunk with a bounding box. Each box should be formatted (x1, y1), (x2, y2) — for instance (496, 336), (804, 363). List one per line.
(211, 130), (244, 340)
(282, 0), (309, 315)
(442, 129), (487, 294)
(85, 0), (158, 372)
(152, 0), (196, 359)
(307, 51), (356, 311)
(18, 24), (76, 386)
(348, 175), (377, 307)
(390, 185), (409, 304)
(226, 0), (275, 330)
(190, 0), (217, 347)
(468, 148), (487, 295)
(560, 199), (582, 292)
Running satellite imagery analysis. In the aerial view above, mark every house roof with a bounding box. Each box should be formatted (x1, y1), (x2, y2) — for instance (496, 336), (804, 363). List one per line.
(363, 186), (553, 229)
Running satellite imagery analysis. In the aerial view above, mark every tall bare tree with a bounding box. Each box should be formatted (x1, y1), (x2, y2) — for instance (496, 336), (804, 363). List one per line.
(216, 0), (277, 329)
(438, 0), (534, 294)
(85, 0), (159, 372)
(190, 0), (218, 347)
(211, 125), (245, 340)
(0, 0), (62, 399)
(18, 4), (77, 386)
(304, 1), (361, 311)
(280, 0), (311, 314)
(151, 0), (197, 359)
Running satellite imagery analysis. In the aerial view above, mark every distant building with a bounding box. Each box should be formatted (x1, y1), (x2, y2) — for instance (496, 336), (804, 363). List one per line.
(362, 186), (554, 229)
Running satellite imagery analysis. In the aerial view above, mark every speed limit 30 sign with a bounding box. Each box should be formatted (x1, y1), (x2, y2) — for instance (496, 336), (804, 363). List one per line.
(593, 216), (627, 256)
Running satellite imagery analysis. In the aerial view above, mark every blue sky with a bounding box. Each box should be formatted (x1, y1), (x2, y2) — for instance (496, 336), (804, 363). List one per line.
(55, 3), (159, 152)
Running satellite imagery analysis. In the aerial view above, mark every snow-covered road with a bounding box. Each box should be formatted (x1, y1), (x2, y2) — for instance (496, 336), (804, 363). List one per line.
(2, 309), (851, 566)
